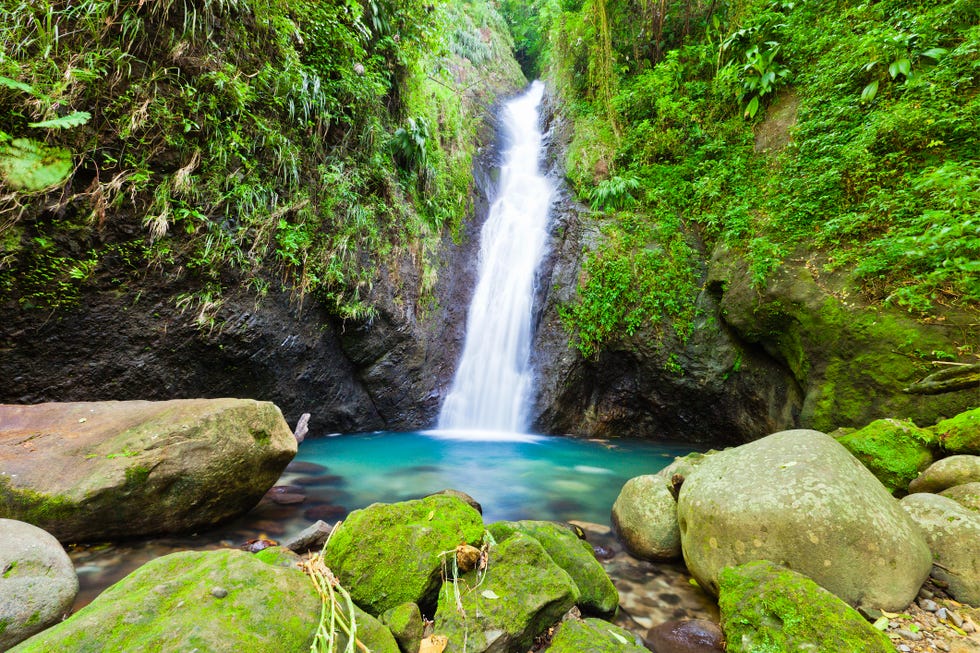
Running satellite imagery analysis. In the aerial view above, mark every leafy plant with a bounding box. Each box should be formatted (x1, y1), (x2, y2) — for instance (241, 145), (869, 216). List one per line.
(588, 173), (640, 210)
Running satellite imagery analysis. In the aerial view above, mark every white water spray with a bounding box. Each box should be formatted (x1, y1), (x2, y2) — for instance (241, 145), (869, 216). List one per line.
(438, 81), (555, 434)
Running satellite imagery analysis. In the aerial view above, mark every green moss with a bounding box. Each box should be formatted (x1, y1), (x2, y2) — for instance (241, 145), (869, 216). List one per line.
(548, 618), (647, 653)
(379, 602), (424, 653)
(837, 418), (936, 494)
(124, 465), (151, 488)
(323, 494), (485, 616)
(933, 407), (980, 455)
(253, 546), (300, 569)
(0, 477), (77, 527)
(0, 617), (8, 635)
(487, 520), (619, 617)
(718, 560), (893, 653)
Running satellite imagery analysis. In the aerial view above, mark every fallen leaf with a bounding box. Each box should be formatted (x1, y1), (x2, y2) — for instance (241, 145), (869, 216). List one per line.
(427, 510), (435, 521)
(608, 630), (628, 644)
(480, 590), (499, 599)
(419, 634), (448, 653)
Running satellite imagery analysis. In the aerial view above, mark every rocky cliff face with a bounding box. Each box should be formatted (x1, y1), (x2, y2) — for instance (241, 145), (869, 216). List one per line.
(0, 124), (507, 435)
(526, 96), (977, 444)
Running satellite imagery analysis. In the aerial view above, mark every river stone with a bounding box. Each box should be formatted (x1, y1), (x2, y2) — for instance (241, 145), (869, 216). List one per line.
(908, 455), (980, 494)
(379, 602), (424, 653)
(611, 475), (681, 561)
(677, 429), (931, 610)
(835, 418), (936, 494)
(432, 532), (580, 653)
(548, 617), (647, 652)
(940, 482), (980, 512)
(9, 549), (326, 652)
(323, 494), (485, 615)
(900, 493), (980, 605)
(0, 519), (78, 650)
(488, 520), (619, 616)
(718, 560), (894, 653)
(645, 619), (724, 653)
(933, 407), (980, 455)
(0, 399), (296, 542)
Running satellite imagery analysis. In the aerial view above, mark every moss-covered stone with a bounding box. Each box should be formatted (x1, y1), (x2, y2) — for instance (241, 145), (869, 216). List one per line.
(324, 494), (484, 616)
(9, 549), (319, 652)
(933, 407), (980, 455)
(487, 520), (618, 616)
(836, 418), (936, 494)
(433, 532), (580, 653)
(547, 618), (647, 652)
(718, 561), (894, 653)
(252, 545), (301, 569)
(379, 602), (424, 653)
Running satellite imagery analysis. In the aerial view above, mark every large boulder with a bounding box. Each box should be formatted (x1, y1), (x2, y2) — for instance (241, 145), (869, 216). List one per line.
(718, 560), (894, 653)
(9, 549), (325, 652)
(908, 455), (980, 494)
(0, 399), (296, 542)
(487, 520), (619, 616)
(611, 475), (681, 561)
(933, 407), (980, 454)
(323, 494), (485, 615)
(941, 482), (980, 512)
(835, 418), (936, 494)
(0, 519), (78, 650)
(432, 532), (579, 653)
(677, 429), (931, 610)
(547, 618), (647, 653)
(900, 493), (980, 605)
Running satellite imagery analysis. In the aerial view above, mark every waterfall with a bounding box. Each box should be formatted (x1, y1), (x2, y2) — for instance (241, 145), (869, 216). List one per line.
(438, 81), (555, 434)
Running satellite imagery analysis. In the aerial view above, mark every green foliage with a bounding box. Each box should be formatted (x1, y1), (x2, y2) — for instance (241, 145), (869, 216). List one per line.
(0, 0), (520, 321)
(502, 0), (979, 357)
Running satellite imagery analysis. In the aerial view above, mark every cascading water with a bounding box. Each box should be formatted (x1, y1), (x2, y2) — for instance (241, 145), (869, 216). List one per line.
(437, 81), (555, 435)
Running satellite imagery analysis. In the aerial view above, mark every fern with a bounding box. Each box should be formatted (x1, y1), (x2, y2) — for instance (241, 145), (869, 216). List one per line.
(0, 75), (36, 96)
(29, 112), (92, 130)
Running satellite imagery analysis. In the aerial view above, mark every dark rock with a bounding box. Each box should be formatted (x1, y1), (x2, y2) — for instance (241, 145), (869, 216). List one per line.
(646, 619), (724, 653)
(283, 520), (333, 554)
(285, 461), (328, 474)
(292, 474), (345, 487)
(303, 504), (348, 521)
(268, 493), (305, 505)
(265, 485), (306, 496)
(240, 538), (277, 553)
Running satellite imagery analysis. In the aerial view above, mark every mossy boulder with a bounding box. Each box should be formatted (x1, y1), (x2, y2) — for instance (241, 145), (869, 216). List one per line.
(900, 493), (980, 605)
(940, 482), (980, 512)
(718, 560), (894, 653)
(0, 519), (78, 650)
(379, 602), (425, 653)
(432, 532), (580, 653)
(487, 520), (618, 616)
(323, 494), (485, 616)
(835, 418), (936, 494)
(9, 549), (321, 652)
(677, 430), (931, 610)
(908, 455), (980, 494)
(547, 618), (647, 652)
(933, 407), (980, 455)
(611, 475), (681, 561)
(0, 399), (296, 542)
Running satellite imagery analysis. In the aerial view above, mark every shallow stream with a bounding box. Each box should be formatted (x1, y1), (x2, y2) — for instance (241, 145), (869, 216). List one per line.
(70, 431), (700, 612)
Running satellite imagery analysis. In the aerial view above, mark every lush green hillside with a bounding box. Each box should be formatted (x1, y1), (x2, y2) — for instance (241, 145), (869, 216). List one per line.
(502, 0), (979, 357)
(0, 0), (522, 321)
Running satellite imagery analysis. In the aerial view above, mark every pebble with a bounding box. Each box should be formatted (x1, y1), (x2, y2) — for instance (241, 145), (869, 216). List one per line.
(936, 642), (950, 652)
(964, 621), (975, 633)
(937, 607), (949, 620)
(919, 598), (939, 612)
(211, 587), (228, 599)
(919, 587), (935, 599)
(950, 611), (964, 628)
(897, 628), (923, 641)
(898, 645), (911, 652)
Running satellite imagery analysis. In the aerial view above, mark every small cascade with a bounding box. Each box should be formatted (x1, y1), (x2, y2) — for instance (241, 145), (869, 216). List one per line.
(438, 81), (555, 434)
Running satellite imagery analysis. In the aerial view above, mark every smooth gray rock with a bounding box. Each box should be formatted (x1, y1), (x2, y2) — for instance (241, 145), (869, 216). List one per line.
(0, 519), (78, 650)
(611, 475), (681, 561)
(940, 482), (980, 513)
(283, 520), (333, 553)
(908, 455), (980, 494)
(677, 429), (931, 610)
(901, 493), (980, 605)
